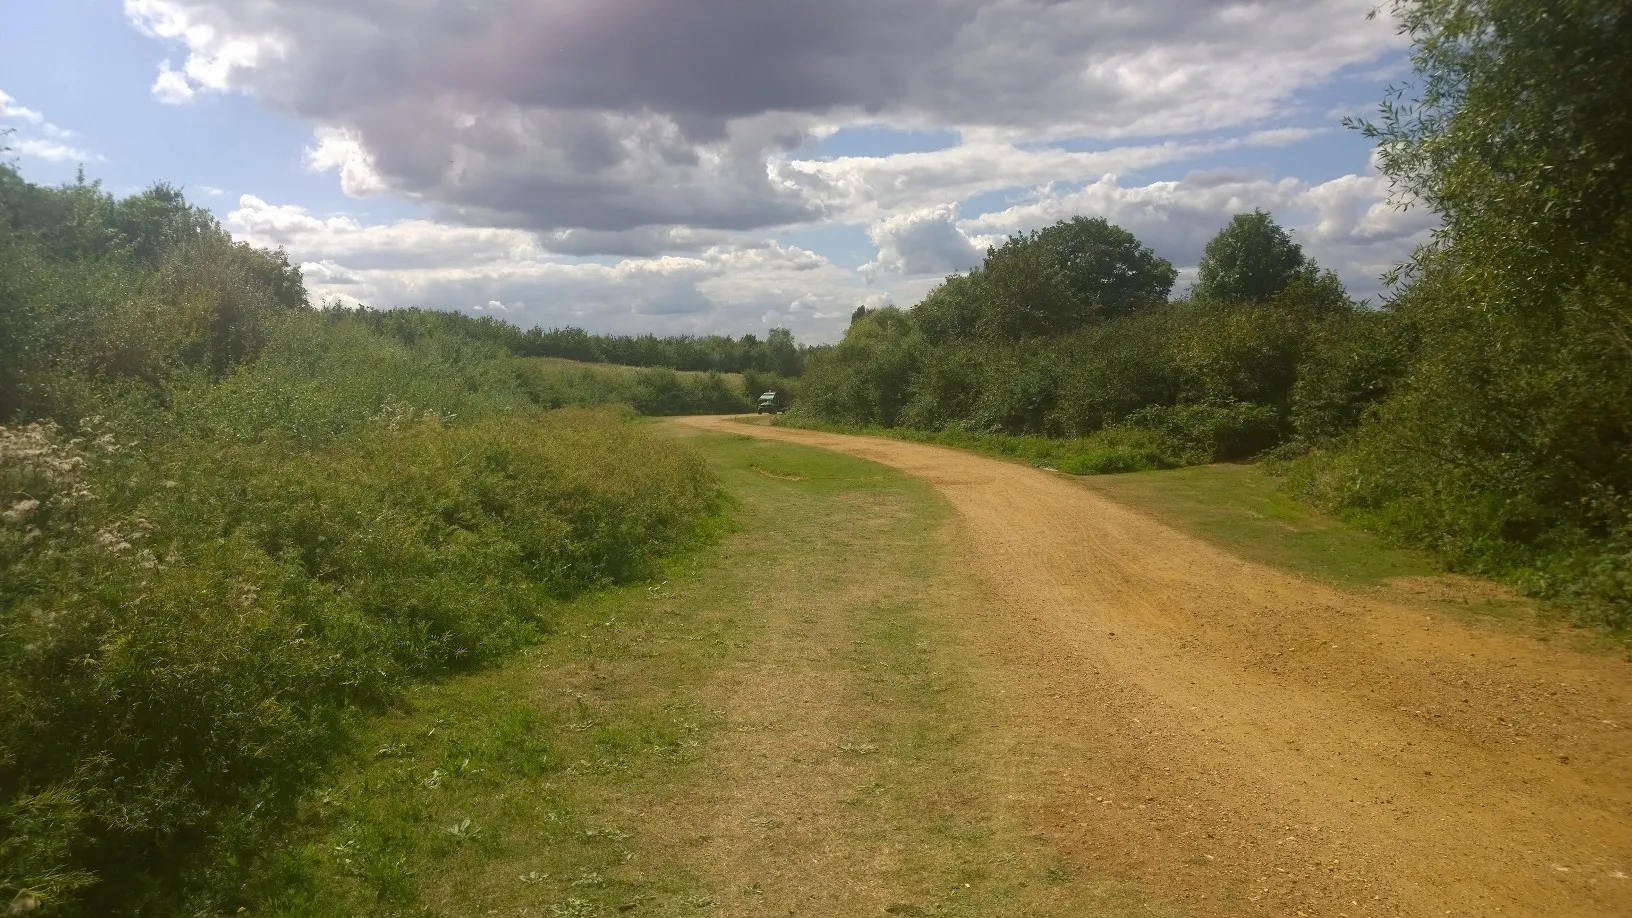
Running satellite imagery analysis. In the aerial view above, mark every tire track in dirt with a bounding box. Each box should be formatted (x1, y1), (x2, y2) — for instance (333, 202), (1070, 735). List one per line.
(677, 416), (1632, 917)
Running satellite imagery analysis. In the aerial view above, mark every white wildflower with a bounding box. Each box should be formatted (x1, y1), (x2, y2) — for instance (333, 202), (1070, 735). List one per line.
(231, 581), (260, 608)
(1, 422), (95, 509)
(2, 498), (39, 525)
(93, 528), (133, 553)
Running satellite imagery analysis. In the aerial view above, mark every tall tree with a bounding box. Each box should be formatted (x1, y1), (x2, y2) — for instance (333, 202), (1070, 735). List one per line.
(1033, 216), (1177, 321)
(967, 217), (1176, 340)
(765, 327), (801, 376)
(1194, 210), (1313, 302)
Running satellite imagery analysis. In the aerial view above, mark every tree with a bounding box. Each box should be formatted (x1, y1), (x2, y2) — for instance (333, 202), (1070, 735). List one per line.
(1306, 0), (1632, 627)
(1356, 0), (1631, 306)
(765, 327), (801, 376)
(1033, 216), (1177, 320)
(911, 271), (985, 346)
(976, 234), (1078, 340)
(798, 307), (919, 426)
(1194, 210), (1314, 302)
(969, 218), (1177, 340)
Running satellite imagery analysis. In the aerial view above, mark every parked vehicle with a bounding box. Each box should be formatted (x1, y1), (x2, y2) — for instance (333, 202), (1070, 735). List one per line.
(756, 390), (787, 414)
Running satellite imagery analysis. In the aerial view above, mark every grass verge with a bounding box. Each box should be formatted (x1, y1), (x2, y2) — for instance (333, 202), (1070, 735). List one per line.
(764, 415), (1182, 474)
(239, 426), (1175, 917)
(748, 414), (1543, 628)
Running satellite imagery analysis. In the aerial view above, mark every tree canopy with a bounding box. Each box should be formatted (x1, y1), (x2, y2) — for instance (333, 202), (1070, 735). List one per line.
(1194, 210), (1315, 302)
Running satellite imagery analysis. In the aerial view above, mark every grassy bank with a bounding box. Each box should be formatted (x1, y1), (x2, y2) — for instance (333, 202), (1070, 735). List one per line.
(768, 413), (1189, 475)
(754, 416), (1546, 626)
(236, 427), (1157, 917)
(2, 394), (720, 916)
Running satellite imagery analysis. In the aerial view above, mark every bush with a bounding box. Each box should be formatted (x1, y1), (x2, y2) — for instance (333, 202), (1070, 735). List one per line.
(1, 401), (717, 916)
(0, 166), (728, 914)
(628, 367), (750, 415)
(1120, 399), (1285, 463)
(1291, 307), (1415, 443)
(1052, 427), (1181, 475)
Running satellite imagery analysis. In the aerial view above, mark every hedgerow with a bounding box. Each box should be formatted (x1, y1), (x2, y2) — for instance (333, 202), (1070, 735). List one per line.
(0, 169), (721, 915)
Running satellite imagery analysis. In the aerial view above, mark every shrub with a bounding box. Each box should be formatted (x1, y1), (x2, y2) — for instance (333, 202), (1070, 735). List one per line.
(0, 163), (729, 912)
(1, 404), (717, 915)
(1120, 399), (1285, 463)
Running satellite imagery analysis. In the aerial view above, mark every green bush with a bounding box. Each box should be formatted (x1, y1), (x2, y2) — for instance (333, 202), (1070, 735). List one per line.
(777, 415), (1183, 477)
(628, 367), (750, 415)
(1, 402), (717, 916)
(1291, 307), (1415, 443)
(0, 167), (727, 914)
(1285, 0), (1632, 627)
(1052, 427), (1180, 475)
(1120, 399), (1284, 463)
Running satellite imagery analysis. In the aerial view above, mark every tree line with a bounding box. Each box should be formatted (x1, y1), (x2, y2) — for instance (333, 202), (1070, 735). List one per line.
(343, 306), (808, 377)
(796, 0), (1631, 628)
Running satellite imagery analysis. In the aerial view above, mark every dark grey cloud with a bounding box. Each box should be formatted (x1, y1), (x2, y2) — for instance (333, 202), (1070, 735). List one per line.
(134, 0), (1399, 244)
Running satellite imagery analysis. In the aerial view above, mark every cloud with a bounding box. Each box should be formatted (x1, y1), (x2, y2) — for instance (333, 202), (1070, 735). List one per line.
(226, 157), (1429, 345)
(0, 90), (44, 125)
(0, 89), (100, 162)
(125, 0), (1401, 239)
(152, 60), (197, 104)
(861, 205), (984, 279)
(226, 194), (894, 338)
(789, 128), (1326, 224)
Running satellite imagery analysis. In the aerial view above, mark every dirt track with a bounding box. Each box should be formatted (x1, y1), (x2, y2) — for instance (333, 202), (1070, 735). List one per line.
(676, 416), (1632, 917)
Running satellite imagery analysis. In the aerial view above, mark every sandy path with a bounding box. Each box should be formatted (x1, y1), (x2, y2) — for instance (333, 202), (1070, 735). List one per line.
(676, 416), (1632, 917)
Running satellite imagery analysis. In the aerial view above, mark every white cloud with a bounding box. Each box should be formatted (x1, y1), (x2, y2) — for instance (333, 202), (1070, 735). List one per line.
(788, 129), (1325, 224)
(226, 195), (902, 339)
(303, 126), (387, 196)
(861, 205), (984, 279)
(152, 60), (197, 104)
(0, 90), (44, 124)
(10, 139), (100, 163)
(126, 0), (287, 103)
(0, 89), (100, 162)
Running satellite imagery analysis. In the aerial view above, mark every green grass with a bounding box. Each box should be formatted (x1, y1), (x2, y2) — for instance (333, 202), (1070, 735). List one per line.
(1079, 464), (1545, 627)
(768, 415), (1183, 474)
(518, 357), (751, 415)
(238, 430), (934, 915)
(1, 304), (737, 916)
(238, 427), (1173, 917)
(1080, 464), (1441, 591)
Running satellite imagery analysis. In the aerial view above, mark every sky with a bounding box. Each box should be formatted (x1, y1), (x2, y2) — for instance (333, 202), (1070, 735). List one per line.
(0, 0), (1435, 342)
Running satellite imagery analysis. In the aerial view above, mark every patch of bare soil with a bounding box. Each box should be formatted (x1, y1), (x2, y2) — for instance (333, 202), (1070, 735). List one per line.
(676, 416), (1632, 918)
